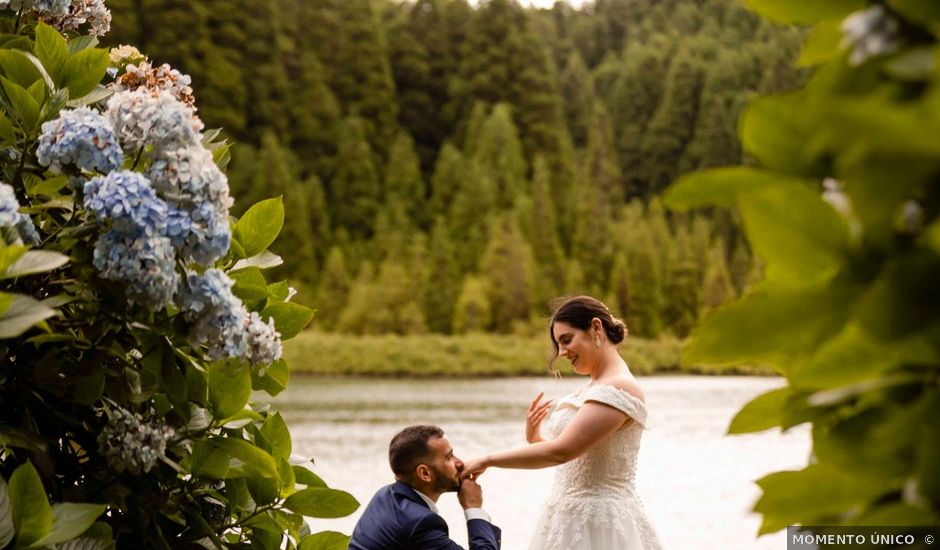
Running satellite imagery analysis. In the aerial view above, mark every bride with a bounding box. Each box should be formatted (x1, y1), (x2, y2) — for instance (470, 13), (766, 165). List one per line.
(461, 295), (664, 549)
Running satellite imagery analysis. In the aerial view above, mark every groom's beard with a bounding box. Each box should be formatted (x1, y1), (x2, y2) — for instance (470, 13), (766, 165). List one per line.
(431, 467), (460, 493)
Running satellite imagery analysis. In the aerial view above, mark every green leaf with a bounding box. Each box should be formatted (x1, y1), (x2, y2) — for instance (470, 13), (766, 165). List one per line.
(2, 251), (69, 279)
(0, 49), (42, 89)
(231, 250), (284, 271)
(754, 464), (896, 534)
(0, 294), (58, 338)
(292, 467), (327, 488)
(65, 85), (110, 109)
(260, 413), (291, 460)
(251, 358), (289, 397)
(61, 48), (108, 100)
(0, 476), (13, 548)
(191, 440), (230, 479)
(247, 472), (279, 506)
(2, 76), (40, 129)
(229, 267), (270, 301)
(33, 22), (69, 85)
(276, 457), (296, 497)
(685, 281), (857, 369)
(260, 302), (314, 340)
(298, 531), (351, 550)
(208, 360), (251, 420)
(25, 174), (68, 197)
(66, 36), (98, 55)
(889, 0), (940, 25)
(33, 502), (106, 546)
(736, 179), (849, 284)
(798, 20), (845, 66)
(727, 387), (790, 434)
(744, 0), (866, 24)
(26, 78), (45, 106)
(740, 94), (822, 177)
(282, 487), (359, 519)
(0, 110), (15, 142)
(212, 438), (278, 479)
(8, 462), (52, 546)
(233, 197), (285, 257)
(664, 167), (814, 210)
(0, 243), (27, 273)
(266, 281), (291, 302)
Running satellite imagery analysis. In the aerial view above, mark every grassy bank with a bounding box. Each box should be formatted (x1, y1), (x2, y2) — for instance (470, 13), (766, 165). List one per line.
(283, 332), (775, 377)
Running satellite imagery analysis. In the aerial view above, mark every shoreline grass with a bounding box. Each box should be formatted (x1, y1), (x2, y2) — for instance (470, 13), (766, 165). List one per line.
(283, 332), (776, 377)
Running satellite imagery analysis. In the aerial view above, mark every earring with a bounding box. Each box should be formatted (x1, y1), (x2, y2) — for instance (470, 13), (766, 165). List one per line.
(594, 334), (601, 348)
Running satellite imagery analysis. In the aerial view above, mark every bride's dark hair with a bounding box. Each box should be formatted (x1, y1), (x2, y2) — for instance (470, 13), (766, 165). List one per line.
(548, 295), (627, 371)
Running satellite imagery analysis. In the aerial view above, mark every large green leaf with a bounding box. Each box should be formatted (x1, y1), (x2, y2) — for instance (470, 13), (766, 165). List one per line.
(798, 20), (845, 66)
(0, 49), (42, 89)
(282, 487), (359, 519)
(0, 110), (15, 143)
(684, 281), (857, 369)
(740, 94), (823, 177)
(2, 251), (69, 279)
(260, 413), (291, 460)
(0, 476), (13, 548)
(292, 467), (327, 488)
(0, 294), (58, 338)
(208, 360), (251, 420)
(261, 302), (315, 340)
(60, 48), (108, 100)
(754, 464), (897, 534)
(298, 531), (351, 550)
(32, 503), (106, 546)
(233, 197), (284, 257)
(229, 267), (269, 301)
(191, 440), (231, 479)
(663, 167), (814, 210)
(744, 0), (866, 24)
(212, 438), (278, 479)
(33, 22), (69, 85)
(737, 179), (849, 284)
(251, 358), (289, 397)
(2, 76), (40, 129)
(0, 243), (27, 273)
(889, 0), (940, 25)
(8, 462), (52, 547)
(727, 387), (790, 434)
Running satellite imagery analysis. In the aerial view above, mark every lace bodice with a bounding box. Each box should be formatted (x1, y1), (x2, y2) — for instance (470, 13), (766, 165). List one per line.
(529, 382), (663, 549)
(547, 383), (648, 497)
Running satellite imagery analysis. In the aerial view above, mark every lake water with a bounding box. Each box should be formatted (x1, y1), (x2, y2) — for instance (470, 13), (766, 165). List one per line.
(270, 375), (811, 549)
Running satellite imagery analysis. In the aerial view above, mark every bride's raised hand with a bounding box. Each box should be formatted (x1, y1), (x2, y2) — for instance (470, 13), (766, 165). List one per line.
(459, 457), (489, 481)
(526, 391), (554, 444)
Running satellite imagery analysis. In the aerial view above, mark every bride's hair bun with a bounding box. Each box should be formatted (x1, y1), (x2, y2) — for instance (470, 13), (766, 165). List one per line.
(607, 317), (628, 345)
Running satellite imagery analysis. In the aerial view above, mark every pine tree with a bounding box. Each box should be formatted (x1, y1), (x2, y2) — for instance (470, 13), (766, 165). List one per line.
(467, 103), (528, 210)
(622, 217), (664, 337)
(559, 51), (594, 148)
(330, 116), (382, 238)
(701, 240), (736, 311)
(429, 141), (466, 215)
(316, 247), (351, 331)
(479, 214), (538, 332)
(453, 275), (492, 334)
(383, 130), (426, 228)
(424, 217), (461, 334)
(529, 156), (565, 302)
(446, 158), (496, 272)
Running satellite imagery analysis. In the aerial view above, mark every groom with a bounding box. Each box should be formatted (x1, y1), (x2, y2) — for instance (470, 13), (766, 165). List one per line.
(349, 425), (502, 549)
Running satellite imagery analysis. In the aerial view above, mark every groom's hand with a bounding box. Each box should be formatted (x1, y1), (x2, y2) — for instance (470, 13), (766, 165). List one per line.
(458, 478), (483, 509)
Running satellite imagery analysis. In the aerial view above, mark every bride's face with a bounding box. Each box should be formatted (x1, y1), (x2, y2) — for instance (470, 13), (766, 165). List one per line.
(552, 321), (596, 375)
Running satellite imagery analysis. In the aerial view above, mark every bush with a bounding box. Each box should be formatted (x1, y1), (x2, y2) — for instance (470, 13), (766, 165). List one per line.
(0, 7), (355, 549)
(666, 0), (940, 534)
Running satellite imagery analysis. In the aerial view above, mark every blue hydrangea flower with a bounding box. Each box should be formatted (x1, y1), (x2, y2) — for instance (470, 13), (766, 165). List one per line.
(246, 311), (281, 366)
(147, 146), (232, 210)
(83, 171), (167, 236)
(93, 228), (179, 309)
(37, 107), (123, 175)
(165, 203), (230, 266)
(0, 0), (70, 17)
(46, 0), (112, 36)
(178, 269), (282, 365)
(0, 182), (40, 245)
(106, 89), (203, 152)
(97, 407), (173, 475)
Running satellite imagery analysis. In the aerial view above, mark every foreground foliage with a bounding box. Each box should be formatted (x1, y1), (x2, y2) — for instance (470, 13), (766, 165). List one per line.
(0, 5), (356, 549)
(666, 0), (940, 534)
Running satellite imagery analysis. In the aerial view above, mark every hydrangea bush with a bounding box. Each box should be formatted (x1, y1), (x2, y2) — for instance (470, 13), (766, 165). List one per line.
(0, 5), (357, 549)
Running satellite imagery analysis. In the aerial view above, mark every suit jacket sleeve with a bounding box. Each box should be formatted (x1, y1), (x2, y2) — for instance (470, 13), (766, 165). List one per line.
(409, 514), (466, 550)
(468, 518), (501, 550)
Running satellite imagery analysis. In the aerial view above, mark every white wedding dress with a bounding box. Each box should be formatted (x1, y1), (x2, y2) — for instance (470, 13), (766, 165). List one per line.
(528, 383), (664, 550)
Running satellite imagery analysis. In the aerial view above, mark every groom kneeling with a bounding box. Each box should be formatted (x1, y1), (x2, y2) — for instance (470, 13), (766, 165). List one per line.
(349, 425), (502, 549)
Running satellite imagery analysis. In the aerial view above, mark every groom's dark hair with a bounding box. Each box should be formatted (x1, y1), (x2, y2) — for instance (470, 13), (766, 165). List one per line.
(389, 425), (444, 480)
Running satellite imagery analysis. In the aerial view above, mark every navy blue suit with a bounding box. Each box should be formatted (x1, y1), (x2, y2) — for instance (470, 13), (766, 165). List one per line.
(348, 482), (501, 550)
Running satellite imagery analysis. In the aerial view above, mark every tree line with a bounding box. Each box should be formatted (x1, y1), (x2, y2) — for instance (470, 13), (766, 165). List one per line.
(102, 0), (803, 337)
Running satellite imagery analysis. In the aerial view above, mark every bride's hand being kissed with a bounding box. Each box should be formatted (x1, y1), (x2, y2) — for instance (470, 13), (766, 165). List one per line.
(459, 457), (490, 481)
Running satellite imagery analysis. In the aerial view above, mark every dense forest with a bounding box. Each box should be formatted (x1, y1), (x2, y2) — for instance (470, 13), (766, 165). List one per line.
(101, 0), (804, 337)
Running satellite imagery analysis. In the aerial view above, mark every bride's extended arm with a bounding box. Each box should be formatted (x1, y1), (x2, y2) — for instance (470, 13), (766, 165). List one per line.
(461, 402), (629, 478)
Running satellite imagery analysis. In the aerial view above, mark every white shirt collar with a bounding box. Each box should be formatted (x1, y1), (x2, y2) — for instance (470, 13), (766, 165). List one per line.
(412, 488), (440, 514)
